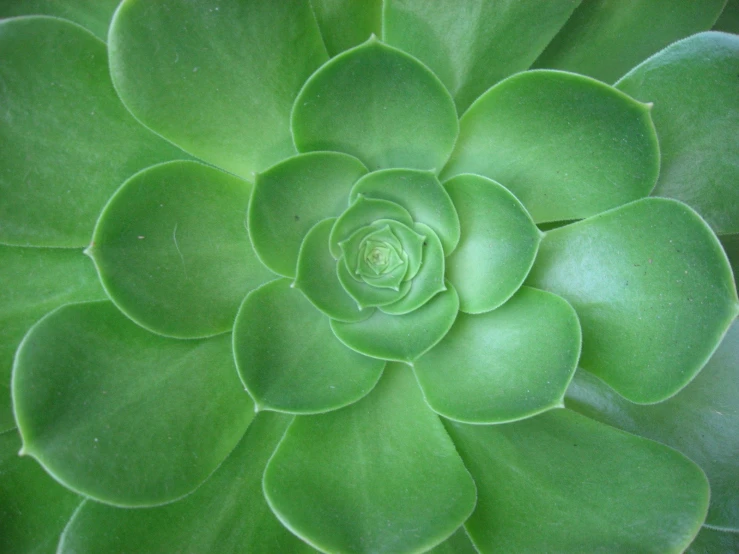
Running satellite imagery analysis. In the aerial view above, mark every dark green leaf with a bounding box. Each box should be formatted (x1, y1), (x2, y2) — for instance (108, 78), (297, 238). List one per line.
(0, 0), (120, 40)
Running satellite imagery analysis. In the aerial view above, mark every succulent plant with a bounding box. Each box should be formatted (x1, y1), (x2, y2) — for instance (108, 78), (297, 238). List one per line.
(1, 1), (738, 552)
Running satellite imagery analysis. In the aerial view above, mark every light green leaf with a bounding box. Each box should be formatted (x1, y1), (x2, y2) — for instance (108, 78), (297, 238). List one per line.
(0, 16), (186, 247)
(337, 258), (411, 309)
(12, 301), (253, 507)
(109, 0), (328, 179)
(533, 0), (726, 84)
(687, 527), (739, 554)
(444, 174), (540, 314)
(264, 364), (477, 554)
(527, 198), (739, 403)
(295, 219), (375, 323)
(58, 412), (318, 554)
(0, 0), (120, 41)
(0, 429), (82, 554)
(292, 37), (458, 172)
(349, 169), (460, 254)
(566, 318), (739, 530)
(415, 287), (580, 424)
(331, 283), (459, 362)
(616, 32), (739, 234)
(249, 152), (368, 278)
(442, 70), (659, 223)
(310, 0), (382, 56)
(233, 279), (384, 414)
(90, 161), (273, 339)
(382, 0), (581, 113)
(446, 409), (710, 554)
(0, 246), (105, 433)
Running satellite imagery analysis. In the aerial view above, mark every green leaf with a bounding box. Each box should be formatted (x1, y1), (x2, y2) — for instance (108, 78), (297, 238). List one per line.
(426, 527), (478, 554)
(446, 409), (710, 554)
(0, 16), (186, 247)
(415, 287), (580, 424)
(349, 169), (460, 254)
(310, 0), (382, 57)
(687, 527), (739, 554)
(292, 37), (459, 172)
(263, 364), (477, 554)
(295, 219), (375, 323)
(616, 32), (739, 234)
(337, 258), (412, 309)
(721, 233), (739, 289)
(442, 70), (659, 223)
(533, 0), (726, 84)
(0, 429), (82, 554)
(90, 161), (273, 339)
(58, 412), (318, 554)
(382, 0), (581, 113)
(527, 198), (739, 403)
(566, 318), (739, 530)
(233, 279), (384, 414)
(12, 301), (253, 507)
(444, 174), (541, 314)
(0, 246), (105, 433)
(714, 0), (739, 34)
(108, 0), (328, 179)
(331, 283), (459, 362)
(249, 152), (368, 278)
(0, 0), (120, 41)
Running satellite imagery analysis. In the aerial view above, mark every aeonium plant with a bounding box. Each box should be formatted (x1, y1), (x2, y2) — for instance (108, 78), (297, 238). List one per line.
(1, 1), (738, 553)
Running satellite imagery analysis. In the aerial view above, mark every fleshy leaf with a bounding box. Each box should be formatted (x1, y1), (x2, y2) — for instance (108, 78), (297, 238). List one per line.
(415, 287), (580, 424)
(292, 37), (459, 172)
(109, 0), (328, 179)
(527, 198), (739, 404)
(233, 279), (384, 414)
(264, 364), (477, 554)
(533, 0), (726, 84)
(444, 174), (541, 314)
(687, 527), (739, 554)
(0, 0), (120, 41)
(446, 409), (709, 553)
(0, 246), (105, 432)
(12, 301), (254, 507)
(310, 0), (382, 56)
(249, 152), (368, 277)
(441, 70), (659, 223)
(295, 219), (375, 323)
(331, 283), (459, 362)
(337, 258), (411, 309)
(90, 161), (273, 339)
(349, 169), (460, 254)
(0, 429), (82, 554)
(58, 412), (318, 554)
(566, 318), (739, 530)
(382, 0), (581, 113)
(616, 32), (739, 234)
(0, 16), (186, 247)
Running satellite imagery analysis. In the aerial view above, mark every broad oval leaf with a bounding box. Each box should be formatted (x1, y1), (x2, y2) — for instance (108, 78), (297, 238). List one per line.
(527, 198), (739, 403)
(12, 301), (254, 507)
(264, 364), (477, 554)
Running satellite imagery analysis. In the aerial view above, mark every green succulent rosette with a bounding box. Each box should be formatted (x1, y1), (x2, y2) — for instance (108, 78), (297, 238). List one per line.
(1, 1), (739, 553)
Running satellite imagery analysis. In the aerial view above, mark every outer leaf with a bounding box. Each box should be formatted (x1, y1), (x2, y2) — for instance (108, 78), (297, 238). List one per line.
(442, 70), (659, 223)
(58, 412), (317, 554)
(527, 198), (739, 403)
(292, 37), (459, 172)
(444, 174), (540, 314)
(90, 161), (273, 339)
(12, 301), (254, 507)
(109, 0), (328, 179)
(446, 409), (710, 554)
(233, 279), (384, 414)
(426, 528), (478, 554)
(616, 32), (739, 234)
(715, 0), (739, 33)
(687, 527), (739, 554)
(414, 287), (580, 424)
(0, 16), (186, 247)
(332, 283), (459, 362)
(566, 319), (739, 530)
(249, 152), (368, 278)
(533, 0), (726, 84)
(382, 0), (581, 113)
(264, 364), (477, 554)
(310, 0), (382, 56)
(0, 246), (105, 432)
(0, 429), (82, 554)
(721, 233), (739, 288)
(0, 0), (120, 41)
